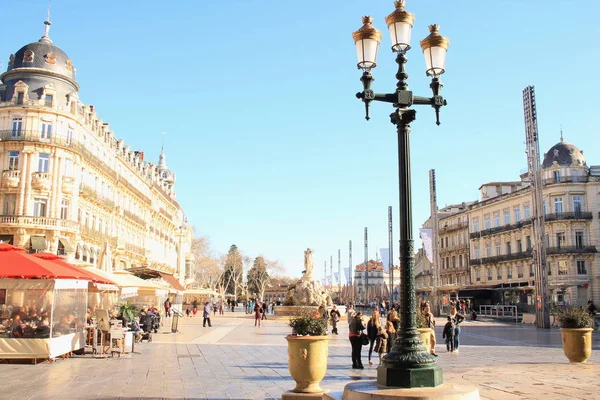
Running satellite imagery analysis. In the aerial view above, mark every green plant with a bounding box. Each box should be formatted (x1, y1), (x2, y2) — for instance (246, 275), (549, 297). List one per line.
(557, 307), (592, 329)
(118, 301), (139, 322)
(416, 310), (428, 329)
(289, 308), (327, 336)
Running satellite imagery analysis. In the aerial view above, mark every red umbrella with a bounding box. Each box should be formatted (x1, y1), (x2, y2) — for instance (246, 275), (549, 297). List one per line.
(0, 243), (93, 281)
(32, 252), (115, 285)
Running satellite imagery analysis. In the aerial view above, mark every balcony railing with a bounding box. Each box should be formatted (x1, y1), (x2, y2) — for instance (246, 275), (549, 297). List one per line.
(544, 176), (589, 186)
(124, 242), (145, 257)
(440, 265), (468, 274)
(79, 184), (116, 210)
(471, 250), (533, 266)
(544, 211), (593, 222)
(547, 246), (597, 255)
(439, 243), (469, 254)
(470, 219), (532, 239)
(80, 225), (105, 242)
(549, 275), (589, 286)
(2, 170), (20, 179)
(0, 215), (78, 231)
(439, 220), (469, 234)
(123, 209), (146, 227)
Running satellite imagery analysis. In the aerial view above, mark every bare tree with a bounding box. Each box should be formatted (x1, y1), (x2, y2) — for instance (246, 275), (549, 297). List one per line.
(190, 235), (223, 291)
(248, 257), (284, 301)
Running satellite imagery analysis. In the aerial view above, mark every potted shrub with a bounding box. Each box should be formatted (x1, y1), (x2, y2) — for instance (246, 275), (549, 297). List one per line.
(118, 301), (139, 325)
(286, 307), (329, 393)
(557, 307), (593, 363)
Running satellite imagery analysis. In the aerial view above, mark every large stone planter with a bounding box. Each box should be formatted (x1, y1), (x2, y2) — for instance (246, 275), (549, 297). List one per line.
(561, 328), (592, 363)
(418, 328), (433, 353)
(286, 335), (329, 393)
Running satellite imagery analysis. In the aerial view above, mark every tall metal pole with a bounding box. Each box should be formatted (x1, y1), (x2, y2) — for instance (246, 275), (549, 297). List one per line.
(330, 255), (333, 293)
(388, 206), (394, 303)
(338, 249), (341, 302)
(523, 86), (550, 329)
(429, 169), (440, 315)
(364, 227), (369, 304)
(324, 261), (327, 290)
(349, 240), (354, 302)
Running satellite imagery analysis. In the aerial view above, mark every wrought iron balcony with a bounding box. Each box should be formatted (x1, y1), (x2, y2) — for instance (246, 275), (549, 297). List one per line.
(439, 243), (469, 254)
(549, 275), (589, 287)
(471, 250), (533, 266)
(543, 176), (589, 186)
(0, 215), (78, 231)
(547, 246), (597, 255)
(439, 220), (469, 234)
(123, 209), (146, 227)
(470, 219), (532, 239)
(544, 211), (593, 222)
(80, 225), (105, 242)
(124, 242), (145, 257)
(79, 184), (116, 210)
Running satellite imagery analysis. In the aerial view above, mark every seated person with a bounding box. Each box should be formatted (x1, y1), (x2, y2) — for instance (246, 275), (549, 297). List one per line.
(53, 315), (72, 335)
(10, 315), (24, 338)
(34, 317), (50, 338)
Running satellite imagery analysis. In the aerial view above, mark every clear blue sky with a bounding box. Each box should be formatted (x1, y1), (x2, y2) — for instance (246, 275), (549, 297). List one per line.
(2, 1), (598, 279)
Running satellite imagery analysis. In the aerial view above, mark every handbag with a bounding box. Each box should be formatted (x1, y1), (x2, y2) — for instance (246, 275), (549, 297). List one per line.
(360, 332), (369, 346)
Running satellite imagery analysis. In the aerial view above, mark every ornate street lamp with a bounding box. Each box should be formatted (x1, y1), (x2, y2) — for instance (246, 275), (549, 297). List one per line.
(352, 0), (449, 389)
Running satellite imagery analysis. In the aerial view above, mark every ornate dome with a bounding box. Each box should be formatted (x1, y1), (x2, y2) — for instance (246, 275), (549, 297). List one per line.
(542, 140), (586, 169)
(6, 38), (76, 82)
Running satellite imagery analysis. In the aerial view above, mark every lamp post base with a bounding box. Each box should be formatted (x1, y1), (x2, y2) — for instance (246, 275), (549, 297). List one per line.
(377, 364), (443, 388)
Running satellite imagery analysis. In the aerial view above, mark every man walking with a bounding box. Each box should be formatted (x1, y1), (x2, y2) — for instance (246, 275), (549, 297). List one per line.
(330, 305), (341, 335)
(203, 302), (212, 327)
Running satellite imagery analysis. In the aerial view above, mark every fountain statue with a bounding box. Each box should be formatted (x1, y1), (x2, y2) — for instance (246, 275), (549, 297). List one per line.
(284, 248), (332, 307)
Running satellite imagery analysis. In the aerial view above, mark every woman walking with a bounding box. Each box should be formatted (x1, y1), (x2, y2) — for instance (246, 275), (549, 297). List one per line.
(366, 311), (381, 365)
(348, 311), (366, 369)
(385, 320), (396, 353)
(449, 305), (465, 353)
(254, 302), (263, 327)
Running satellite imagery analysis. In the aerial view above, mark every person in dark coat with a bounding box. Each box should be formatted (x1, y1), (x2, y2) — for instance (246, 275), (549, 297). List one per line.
(254, 303), (263, 327)
(203, 302), (212, 327)
(348, 312), (366, 369)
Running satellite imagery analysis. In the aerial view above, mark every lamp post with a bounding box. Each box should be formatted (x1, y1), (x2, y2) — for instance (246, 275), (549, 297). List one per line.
(352, 0), (449, 388)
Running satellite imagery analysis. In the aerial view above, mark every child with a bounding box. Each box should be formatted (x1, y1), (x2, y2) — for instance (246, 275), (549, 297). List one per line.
(374, 326), (389, 364)
(442, 316), (456, 353)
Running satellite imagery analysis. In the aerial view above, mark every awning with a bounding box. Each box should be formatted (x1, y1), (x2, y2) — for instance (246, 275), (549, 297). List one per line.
(59, 238), (74, 253)
(0, 235), (13, 244)
(30, 236), (47, 251)
(95, 283), (119, 292)
(120, 286), (139, 299)
(159, 272), (185, 291)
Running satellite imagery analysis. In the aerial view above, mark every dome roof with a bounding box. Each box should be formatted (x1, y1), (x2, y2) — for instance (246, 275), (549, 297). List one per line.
(6, 37), (76, 82)
(542, 140), (586, 169)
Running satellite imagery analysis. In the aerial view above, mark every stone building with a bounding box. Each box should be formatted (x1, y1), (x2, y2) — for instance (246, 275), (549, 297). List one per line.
(354, 260), (400, 303)
(420, 136), (600, 310)
(0, 19), (193, 286)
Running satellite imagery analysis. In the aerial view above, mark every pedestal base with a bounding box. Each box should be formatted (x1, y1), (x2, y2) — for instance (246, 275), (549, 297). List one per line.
(341, 381), (479, 400)
(282, 389), (330, 400)
(377, 364), (443, 388)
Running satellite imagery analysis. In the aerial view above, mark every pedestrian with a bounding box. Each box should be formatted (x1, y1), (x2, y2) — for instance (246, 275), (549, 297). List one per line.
(203, 302), (212, 327)
(164, 298), (171, 318)
(366, 311), (381, 365)
(254, 303), (263, 327)
(384, 320), (395, 353)
(442, 316), (455, 353)
(348, 311), (366, 369)
(231, 300), (235, 313)
(374, 325), (388, 364)
(213, 302), (217, 316)
(422, 303), (438, 357)
(262, 302), (268, 320)
(185, 308), (191, 318)
(588, 300), (598, 330)
(449, 306), (465, 353)
(219, 302), (224, 315)
(387, 307), (399, 331)
(330, 305), (341, 335)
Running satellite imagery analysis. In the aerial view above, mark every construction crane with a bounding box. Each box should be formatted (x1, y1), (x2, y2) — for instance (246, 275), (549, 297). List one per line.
(523, 86), (551, 329)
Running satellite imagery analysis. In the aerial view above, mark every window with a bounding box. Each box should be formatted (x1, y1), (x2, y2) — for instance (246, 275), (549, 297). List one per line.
(38, 154), (49, 172)
(517, 239), (522, 253)
(2, 194), (16, 215)
(11, 118), (22, 137)
(497, 267), (502, 280)
(445, 237), (448, 247)
(484, 215), (490, 230)
(514, 207), (521, 222)
(556, 232), (566, 248)
(506, 241), (512, 255)
(577, 260), (587, 275)
(558, 260), (568, 276)
(33, 198), (47, 217)
(487, 268), (492, 280)
(573, 196), (583, 214)
(495, 242), (501, 256)
(459, 255), (463, 267)
(473, 218), (479, 232)
(547, 262), (552, 276)
(44, 95), (53, 107)
(575, 231), (584, 249)
(60, 199), (69, 220)
(452, 256), (456, 268)
(474, 246), (480, 259)
(493, 213), (500, 227)
(526, 236), (532, 251)
(16, 92), (24, 105)
(486, 243), (492, 257)
(554, 170), (560, 183)
(507, 266), (513, 279)
(518, 265), (524, 278)
(504, 210), (510, 225)
(66, 127), (73, 145)
(7, 151), (19, 170)
(40, 122), (52, 139)
(530, 262), (535, 277)
(476, 268), (481, 281)
(554, 197), (563, 213)
(543, 200), (547, 215)
(524, 205), (531, 219)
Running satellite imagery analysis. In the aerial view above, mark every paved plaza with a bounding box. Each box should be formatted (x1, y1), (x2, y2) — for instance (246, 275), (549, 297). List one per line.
(0, 310), (599, 400)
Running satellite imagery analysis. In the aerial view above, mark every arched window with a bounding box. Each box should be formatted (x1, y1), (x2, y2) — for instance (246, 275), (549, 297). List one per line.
(23, 50), (34, 62)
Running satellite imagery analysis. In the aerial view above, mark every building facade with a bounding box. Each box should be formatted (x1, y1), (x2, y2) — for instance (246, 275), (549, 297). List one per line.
(0, 20), (193, 285)
(353, 260), (400, 303)
(421, 138), (600, 311)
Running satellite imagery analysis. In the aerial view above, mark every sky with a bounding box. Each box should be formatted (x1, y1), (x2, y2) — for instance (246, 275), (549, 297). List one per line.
(2, 1), (599, 280)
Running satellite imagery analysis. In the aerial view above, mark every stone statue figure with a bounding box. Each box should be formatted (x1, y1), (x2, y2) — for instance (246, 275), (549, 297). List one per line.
(303, 248), (314, 280)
